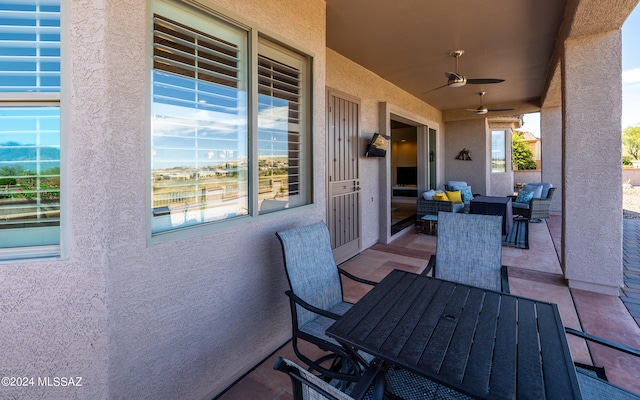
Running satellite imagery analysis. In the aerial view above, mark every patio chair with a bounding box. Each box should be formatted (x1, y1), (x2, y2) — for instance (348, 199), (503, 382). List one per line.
(274, 357), (386, 400)
(276, 222), (377, 382)
(511, 184), (556, 222)
(565, 328), (640, 399)
(423, 212), (509, 292)
(275, 357), (473, 400)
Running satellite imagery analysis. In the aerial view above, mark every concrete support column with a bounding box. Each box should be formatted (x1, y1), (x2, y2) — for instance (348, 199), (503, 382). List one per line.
(562, 31), (623, 295)
(540, 107), (562, 214)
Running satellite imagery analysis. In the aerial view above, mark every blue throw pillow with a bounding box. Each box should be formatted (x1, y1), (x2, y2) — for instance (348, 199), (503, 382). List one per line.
(515, 190), (534, 204)
(458, 186), (474, 202)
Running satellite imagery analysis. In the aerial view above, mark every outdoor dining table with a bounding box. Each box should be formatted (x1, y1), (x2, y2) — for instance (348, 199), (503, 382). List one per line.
(326, 269), (582, 399)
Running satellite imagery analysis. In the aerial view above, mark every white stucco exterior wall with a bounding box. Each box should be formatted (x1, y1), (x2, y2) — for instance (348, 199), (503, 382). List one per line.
(1, 0), (327, 399)
(563, 31), (623, 294)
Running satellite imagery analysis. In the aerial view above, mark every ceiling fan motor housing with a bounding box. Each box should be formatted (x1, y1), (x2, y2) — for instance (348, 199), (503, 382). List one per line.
(447, 74), (467, 87)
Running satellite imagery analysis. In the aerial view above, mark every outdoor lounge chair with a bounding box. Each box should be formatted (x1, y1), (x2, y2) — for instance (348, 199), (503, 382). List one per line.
(423, 212), (509, 292)
(511, 184), (556, 222)
(276, 222), (377, 382)
(565, 327), (640, 399)
(274, 357), (386, 400)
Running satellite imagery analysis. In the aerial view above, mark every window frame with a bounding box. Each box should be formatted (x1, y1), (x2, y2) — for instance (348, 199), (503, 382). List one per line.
(0, 0), (67, 262)
(491, 129), (507, 173)
(147, 0), (314, 246)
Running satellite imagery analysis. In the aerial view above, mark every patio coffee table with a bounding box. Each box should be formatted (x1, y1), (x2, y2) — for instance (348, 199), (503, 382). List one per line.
(326, 269), (582, 399)
(470, 195), (513, 235)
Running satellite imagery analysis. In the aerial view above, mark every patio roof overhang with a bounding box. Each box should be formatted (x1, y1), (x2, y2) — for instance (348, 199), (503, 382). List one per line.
(326, 0), (639, 120)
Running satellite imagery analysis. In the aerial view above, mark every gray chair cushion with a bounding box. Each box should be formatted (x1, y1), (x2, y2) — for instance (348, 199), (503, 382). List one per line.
(540, 182), (553, 198)
(523, 183), (543, 198)
(300, 301), (353, 347)
(446, 181), (468, 190)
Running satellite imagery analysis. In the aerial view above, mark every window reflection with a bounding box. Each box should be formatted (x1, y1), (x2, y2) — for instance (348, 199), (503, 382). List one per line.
(151, 13), (248, 233)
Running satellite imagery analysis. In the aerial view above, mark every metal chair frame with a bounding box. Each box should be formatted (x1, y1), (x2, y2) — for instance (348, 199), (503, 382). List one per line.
(276, 222), (377, 382)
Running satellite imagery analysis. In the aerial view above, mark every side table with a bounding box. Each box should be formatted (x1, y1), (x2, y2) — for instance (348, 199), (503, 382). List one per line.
(418, 214), (438, 235)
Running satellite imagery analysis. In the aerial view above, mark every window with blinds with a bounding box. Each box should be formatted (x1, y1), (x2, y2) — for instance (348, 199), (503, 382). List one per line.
(257, 54), (303, 214)
(0, 1), (61, 259)
(150, 0), (311, 237)
(151, 3), (249, 234)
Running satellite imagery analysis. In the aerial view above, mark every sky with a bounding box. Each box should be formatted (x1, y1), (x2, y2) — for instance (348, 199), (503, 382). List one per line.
(622, 3), (640, 130)
(518, 3), (640, 138)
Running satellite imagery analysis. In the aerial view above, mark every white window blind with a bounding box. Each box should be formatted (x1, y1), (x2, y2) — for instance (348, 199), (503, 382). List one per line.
(257, 53), (303, 214)
(0, 1), (60, 92)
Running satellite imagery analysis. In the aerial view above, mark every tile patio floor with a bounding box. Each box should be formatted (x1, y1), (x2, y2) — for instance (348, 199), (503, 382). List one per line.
(216, 215), (640, 399)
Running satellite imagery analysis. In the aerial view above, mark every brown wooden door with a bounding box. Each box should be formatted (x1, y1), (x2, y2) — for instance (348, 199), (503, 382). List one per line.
(327, 91), (361, 264)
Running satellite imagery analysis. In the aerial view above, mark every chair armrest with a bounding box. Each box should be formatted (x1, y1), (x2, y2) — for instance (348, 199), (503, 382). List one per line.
(500, 265), (510, 293)
(274, 357), (386, 400)
(285, 290), (343, 320)
(531, 197), (551, 205)
(421, 255), (436, 276)
(565, 327), (640, 358)
(338, 267), (377, 286)
(348, 362), (386, 400)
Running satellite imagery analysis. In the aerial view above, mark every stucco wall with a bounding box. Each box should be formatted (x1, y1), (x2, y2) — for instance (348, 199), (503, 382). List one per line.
(0, 1), (327, 399)
(443, 119), (490, 195)
(0, 1), (112, 399)
(326, 49), (442, 248)
(541, 107), (563, 214)
(563, 31), (623, 294)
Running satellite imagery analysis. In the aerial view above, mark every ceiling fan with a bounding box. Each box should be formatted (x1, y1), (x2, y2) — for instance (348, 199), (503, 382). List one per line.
(425, 50), (505, 93)
(468, 92), (515, 115)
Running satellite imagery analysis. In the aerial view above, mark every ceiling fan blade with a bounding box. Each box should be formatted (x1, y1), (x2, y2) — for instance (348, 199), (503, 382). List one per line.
(487, 108), (515, 112)
(445, 72), (462, 80)
(466, 78), (505, 85)
(423, 84), (449, 94)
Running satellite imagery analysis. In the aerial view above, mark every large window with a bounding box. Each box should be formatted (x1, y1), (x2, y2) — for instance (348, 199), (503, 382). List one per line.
(0, 1), (61, 260)
(151, 0), (311, 237)
(491, 130), (506, 173)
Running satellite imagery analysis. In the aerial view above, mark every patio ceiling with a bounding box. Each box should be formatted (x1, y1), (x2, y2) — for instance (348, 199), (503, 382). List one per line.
(326, 0), (635, 119)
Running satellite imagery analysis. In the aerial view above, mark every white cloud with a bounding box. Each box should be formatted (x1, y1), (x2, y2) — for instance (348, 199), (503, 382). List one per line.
(623, 68), (640, 84)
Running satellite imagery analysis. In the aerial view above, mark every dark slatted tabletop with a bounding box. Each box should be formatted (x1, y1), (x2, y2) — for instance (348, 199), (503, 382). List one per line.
(470, 196), (513, 235)
(326, 270), (581, 399)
